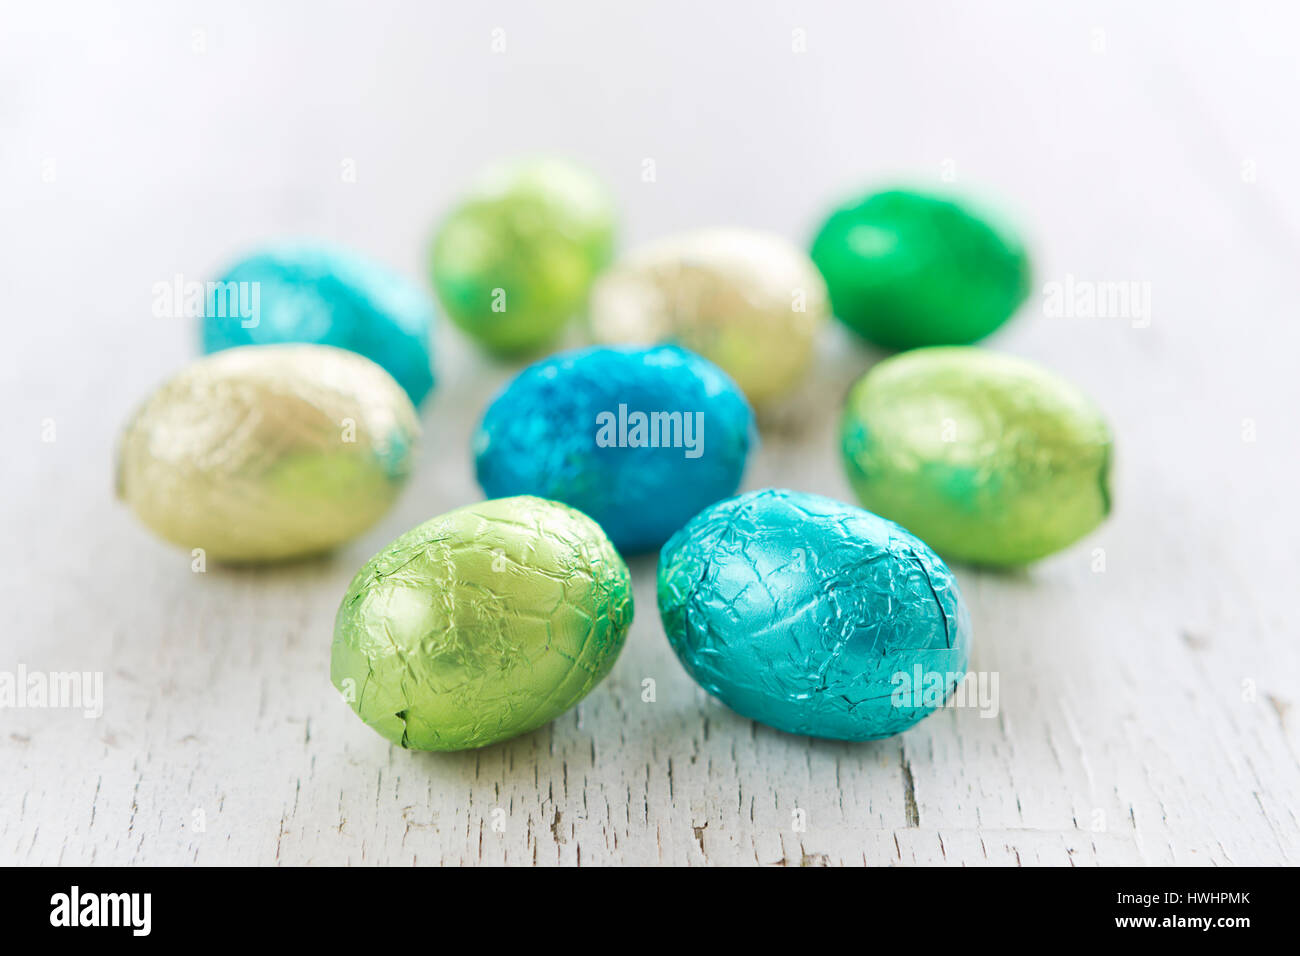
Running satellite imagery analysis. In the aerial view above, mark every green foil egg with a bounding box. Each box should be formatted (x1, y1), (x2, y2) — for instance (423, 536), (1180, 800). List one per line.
(330, 496), (633, 751)
(811, 189), (1031, 349)
(430, 158), (616, 355)
(841, 347), (1112, 566)
(116, 345), (419, 563)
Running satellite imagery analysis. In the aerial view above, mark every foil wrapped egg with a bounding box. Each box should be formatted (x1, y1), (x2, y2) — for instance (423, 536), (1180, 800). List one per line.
(658, 489), (971, 741)
(474, 345), (754, 553)
(331, 495), (633, 751)
(200, 241), (436, 405)
(116, 345), (419, 563)
(430, 157), (616, 355)
(587, 228), (829, 404)
(810, 188), (1031, 349)
(841, 347), (1112, 566)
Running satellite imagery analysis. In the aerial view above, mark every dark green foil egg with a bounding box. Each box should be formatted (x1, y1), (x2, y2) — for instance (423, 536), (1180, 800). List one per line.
(841, 347), (1112, 566)
(811, 189), (1031, 349)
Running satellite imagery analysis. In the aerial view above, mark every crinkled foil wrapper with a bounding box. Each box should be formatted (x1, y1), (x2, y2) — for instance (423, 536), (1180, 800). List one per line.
(201, 241), (436, 406)
(587, 228), (829, 404)
(116, 344), (419, 563)
(810, 188), (1031, 349)
(474, 345), (754, 553)
(658, 489), (970, 741)
(331, 496), (633, 751)
(430, 158), (616, 355)
(841, 347), (1112, 566)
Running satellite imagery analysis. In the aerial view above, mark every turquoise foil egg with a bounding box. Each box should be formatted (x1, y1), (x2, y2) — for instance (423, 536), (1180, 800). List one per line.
(474, 345), (755, 554)
(201, 242), (436, 405)
(658, 489), (971, 740)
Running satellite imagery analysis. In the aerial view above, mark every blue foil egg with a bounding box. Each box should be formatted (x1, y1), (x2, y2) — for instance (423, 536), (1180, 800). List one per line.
(658, 489), (971, 740)
(201, 242), (436, 405)
(474, 345), (754, 553)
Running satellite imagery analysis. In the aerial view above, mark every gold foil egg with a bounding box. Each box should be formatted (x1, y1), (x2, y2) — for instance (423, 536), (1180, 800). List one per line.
(116, 345), (420, 563)
(587, 228), (829, 404)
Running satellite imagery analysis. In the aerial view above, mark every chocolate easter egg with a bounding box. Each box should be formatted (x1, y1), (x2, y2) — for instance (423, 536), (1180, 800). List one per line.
(200, 242), (435, 405)
(474, 345), (754, 553)
(116, 345), (418, 562)
(840, 347), (1112, 565)
(659, 489), (971, 741)
(431, 158), (615, 355)
(588, 228), (828, 403)
(811, 189), (1031, 349)
(331, 496), (633, 751)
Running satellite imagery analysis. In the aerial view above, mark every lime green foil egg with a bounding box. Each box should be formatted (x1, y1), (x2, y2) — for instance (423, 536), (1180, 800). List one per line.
(331, 496), (633, 751)
(811, 189), (1031, 349)
(841, 348), (1112, 566)
(116, 345), (418, 563)
(430, 158), (616, 355)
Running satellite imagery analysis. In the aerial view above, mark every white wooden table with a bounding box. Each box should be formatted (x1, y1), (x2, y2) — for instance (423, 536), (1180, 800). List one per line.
(3, 0), (1297, 866)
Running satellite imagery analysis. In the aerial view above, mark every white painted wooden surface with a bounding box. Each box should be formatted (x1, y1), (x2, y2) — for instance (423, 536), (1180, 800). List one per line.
(2, 0), (1298, 866)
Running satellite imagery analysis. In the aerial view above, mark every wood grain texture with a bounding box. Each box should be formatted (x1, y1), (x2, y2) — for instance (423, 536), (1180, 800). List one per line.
(2, 0), (1297, 866)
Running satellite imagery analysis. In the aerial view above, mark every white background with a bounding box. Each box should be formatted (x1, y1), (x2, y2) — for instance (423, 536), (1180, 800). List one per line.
(2, 0), (1297, 865)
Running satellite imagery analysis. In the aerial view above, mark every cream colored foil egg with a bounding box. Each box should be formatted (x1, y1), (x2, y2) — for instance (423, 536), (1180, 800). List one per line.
(116, 344), (419, 563)
(587, 229), (829, 404)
